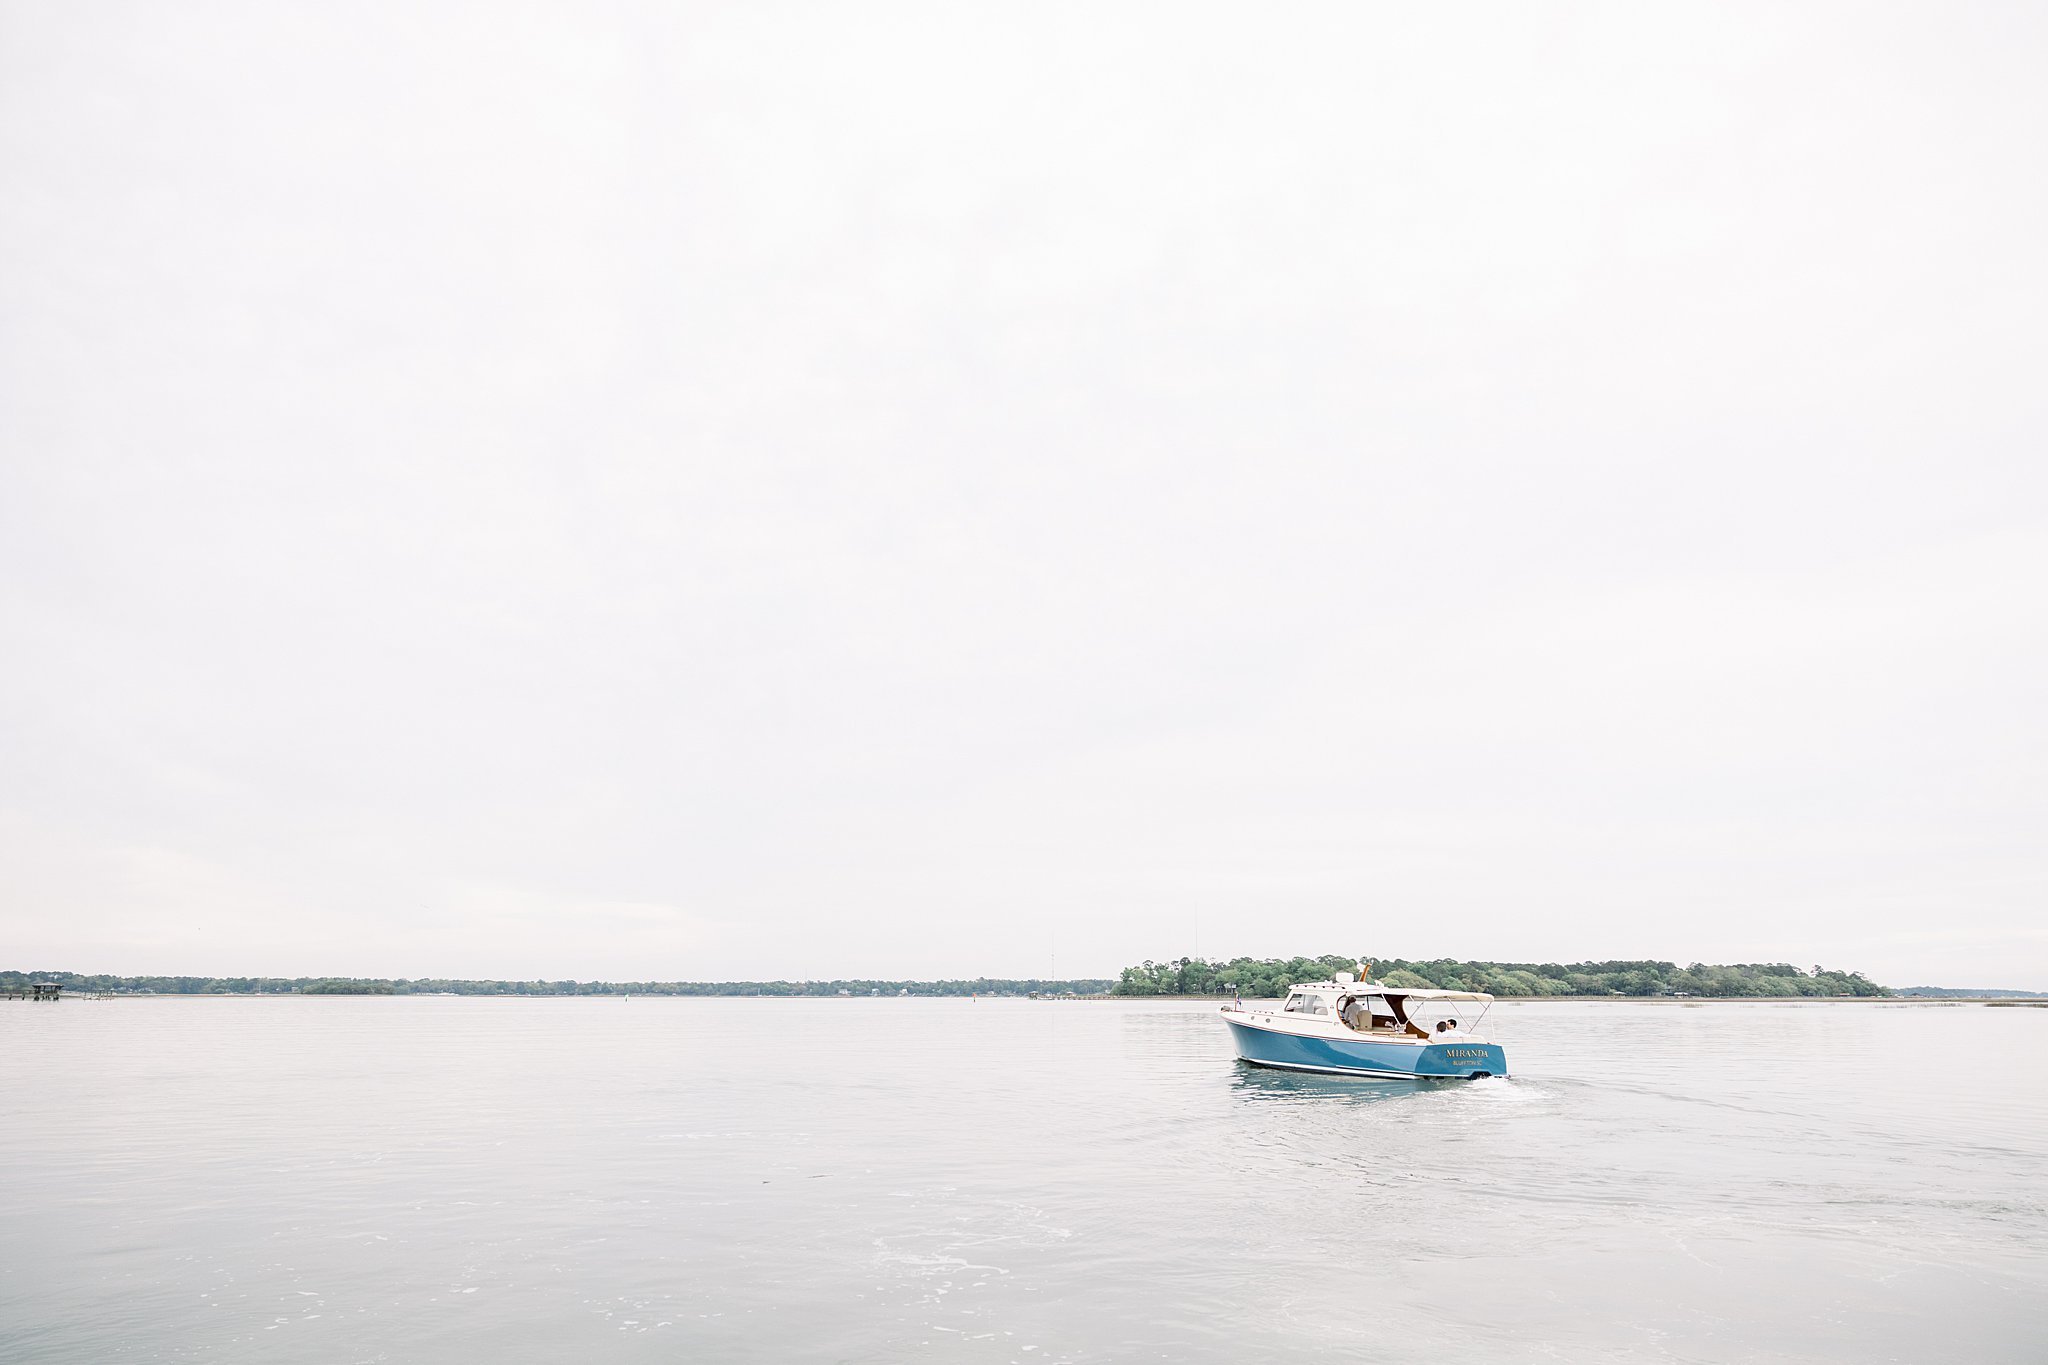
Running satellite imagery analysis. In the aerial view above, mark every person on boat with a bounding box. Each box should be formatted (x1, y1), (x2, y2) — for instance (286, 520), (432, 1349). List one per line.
(1434, 1018), (1462, 1041)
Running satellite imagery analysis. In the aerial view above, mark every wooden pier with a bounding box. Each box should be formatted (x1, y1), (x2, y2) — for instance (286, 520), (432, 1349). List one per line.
(1, 983), (109, 1001)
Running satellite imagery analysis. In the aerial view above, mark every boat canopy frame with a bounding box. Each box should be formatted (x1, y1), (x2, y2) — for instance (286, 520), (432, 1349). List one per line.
(1282, 980), (1497, 1039)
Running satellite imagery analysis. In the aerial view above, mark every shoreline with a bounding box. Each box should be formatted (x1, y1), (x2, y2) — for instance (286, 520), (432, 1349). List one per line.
(34, 992), (2048, 1005)
(1100, 994), (2048, 1005)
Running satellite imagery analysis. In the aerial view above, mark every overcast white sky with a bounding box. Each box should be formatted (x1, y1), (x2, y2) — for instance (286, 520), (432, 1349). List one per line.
(3, 1), (2044, 986)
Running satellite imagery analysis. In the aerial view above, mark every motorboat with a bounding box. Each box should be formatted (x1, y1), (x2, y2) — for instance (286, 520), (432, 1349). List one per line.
(1221, 969), (1507, 1079)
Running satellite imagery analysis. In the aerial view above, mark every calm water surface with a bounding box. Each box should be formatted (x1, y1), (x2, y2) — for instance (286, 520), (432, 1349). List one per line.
(2, 997), (2043, 1363)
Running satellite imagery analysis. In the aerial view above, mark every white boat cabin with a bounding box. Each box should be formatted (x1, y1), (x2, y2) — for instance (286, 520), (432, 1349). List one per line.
(1267, 973), (1495, 1042)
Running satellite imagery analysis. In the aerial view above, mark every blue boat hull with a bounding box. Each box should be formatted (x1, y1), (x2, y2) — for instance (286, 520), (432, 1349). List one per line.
(1225, 1017), (1507, 1079)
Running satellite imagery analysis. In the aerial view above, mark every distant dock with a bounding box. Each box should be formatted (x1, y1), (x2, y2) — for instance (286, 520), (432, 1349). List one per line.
(3, 983), (111, 1001)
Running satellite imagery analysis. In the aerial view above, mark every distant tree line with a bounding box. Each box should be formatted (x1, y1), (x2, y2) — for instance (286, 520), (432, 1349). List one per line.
(1891, 985), (2047, 999)
(0, 970), (1115, 998)
(1111, 955), (1890, 998)
(4, 960), (1897, 999)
